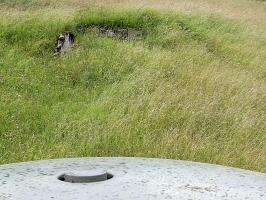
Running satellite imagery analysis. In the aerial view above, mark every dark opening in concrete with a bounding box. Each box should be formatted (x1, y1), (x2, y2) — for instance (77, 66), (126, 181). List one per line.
(57, 170), (113, 183)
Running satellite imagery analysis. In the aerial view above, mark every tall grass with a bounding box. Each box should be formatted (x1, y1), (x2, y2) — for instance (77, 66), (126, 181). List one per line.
(0, 6), (265, 172)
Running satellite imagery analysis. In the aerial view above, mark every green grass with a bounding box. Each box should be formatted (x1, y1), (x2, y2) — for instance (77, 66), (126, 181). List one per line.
(0, 5), (265, 172)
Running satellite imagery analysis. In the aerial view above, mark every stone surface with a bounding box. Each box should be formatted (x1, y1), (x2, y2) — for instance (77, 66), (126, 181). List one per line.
(54, 32), (74, 55)
(0, 157), (265, 200)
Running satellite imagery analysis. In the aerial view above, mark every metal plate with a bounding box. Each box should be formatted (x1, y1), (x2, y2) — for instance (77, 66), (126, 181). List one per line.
(0, 157), (265, 200)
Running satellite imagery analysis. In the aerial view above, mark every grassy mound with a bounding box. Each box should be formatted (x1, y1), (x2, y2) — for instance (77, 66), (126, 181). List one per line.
(0, 5), (265, 172)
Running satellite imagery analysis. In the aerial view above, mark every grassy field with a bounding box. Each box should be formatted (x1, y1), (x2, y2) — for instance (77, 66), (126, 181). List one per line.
(0, 0), (265, 172)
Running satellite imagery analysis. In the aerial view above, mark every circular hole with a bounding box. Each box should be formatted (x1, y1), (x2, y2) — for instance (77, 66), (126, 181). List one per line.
(57, 170), (113, 183)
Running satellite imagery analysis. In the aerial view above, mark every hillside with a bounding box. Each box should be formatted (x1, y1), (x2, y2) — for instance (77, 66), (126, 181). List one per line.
(0, 0), (265, 172)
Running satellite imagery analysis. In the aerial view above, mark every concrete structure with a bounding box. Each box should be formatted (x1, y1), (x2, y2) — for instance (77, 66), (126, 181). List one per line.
(0, 157), (265, 199)
(54, 32), (74, 55)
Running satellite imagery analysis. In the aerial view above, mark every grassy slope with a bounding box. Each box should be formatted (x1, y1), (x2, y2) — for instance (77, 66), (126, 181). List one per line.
(0, 1), (265, 172)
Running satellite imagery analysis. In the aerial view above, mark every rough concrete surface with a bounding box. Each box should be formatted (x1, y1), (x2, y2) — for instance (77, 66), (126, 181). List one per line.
(0, 157), (265, 200)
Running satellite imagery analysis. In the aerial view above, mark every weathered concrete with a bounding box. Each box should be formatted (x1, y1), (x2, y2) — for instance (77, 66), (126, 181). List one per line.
(54, 32), (74, 55)
(0, 157), (265, 200)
